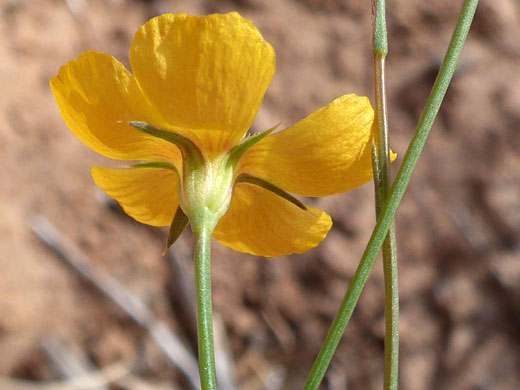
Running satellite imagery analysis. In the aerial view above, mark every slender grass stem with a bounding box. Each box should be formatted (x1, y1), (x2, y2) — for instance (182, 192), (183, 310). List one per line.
(193, 227), (217, 390)
(371, 1), (399, 388)
(304, 1), (479, 388)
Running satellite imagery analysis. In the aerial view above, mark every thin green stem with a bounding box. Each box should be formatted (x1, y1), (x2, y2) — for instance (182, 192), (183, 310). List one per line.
(304, 1), (479, 388)
(382, 228), (398, 386)
(371, 0), (399, 388)
(193, 227), (217, 390)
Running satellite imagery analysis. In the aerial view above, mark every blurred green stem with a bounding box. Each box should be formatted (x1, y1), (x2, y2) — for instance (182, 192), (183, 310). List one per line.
(304, 0), (479, 388)
(371, 0), (399, 389)
(193, 227), (217, 390)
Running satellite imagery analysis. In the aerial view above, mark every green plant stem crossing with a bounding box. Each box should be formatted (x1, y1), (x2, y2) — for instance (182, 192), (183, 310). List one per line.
(371, 0), (399, 388)
(304, 0), (479, 388)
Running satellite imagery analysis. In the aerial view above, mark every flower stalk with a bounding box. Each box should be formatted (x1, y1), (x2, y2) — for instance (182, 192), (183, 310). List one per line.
(304, 0), (479, 388)
(371, 0), (399, 389)
(193, 226), (217, 390)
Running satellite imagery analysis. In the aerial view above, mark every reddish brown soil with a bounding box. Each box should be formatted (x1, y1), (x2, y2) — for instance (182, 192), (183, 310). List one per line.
(1, 0), (519, 389)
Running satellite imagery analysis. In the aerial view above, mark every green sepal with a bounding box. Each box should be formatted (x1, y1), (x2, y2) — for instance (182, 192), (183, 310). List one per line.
(226, 123), (281, 169)
(235, 173), (307, 211)
(163, 206), (189, 256)
(131, 161), (179, 178)
(129, 121), (204, 167)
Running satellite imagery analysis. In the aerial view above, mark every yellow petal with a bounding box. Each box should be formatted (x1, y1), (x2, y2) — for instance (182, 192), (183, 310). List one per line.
(213, 183), (332, 257)
(130, 13), (275, 155)
(91, 166), (178, 227)
(239, 94), (379, 197)
(51, 51), (181, 163)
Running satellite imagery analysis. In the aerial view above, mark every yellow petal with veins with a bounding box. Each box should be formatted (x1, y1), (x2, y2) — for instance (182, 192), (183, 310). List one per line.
(214, 183), (332, 257)
(92, 167), (178, 227)
(239, 94), (395, 197)
(50, 51), (181, 165)
(130, 13), (275, 155)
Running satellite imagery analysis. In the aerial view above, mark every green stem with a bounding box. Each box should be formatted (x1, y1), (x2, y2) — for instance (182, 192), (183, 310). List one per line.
(193, 227), (217, 390)
(371, 1), (399, 389)
(304, 1), (479, 388)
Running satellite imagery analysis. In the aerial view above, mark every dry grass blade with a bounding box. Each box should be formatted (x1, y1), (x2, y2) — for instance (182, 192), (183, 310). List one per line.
(326, 363), (348, 390)
(29, 215), (200, 389)
(43, 336), (178, 390)
(0, 359), (131, 390)
(42, 337), (108, 390)
(213, 313), (239, 390)
(64, 0), (87, 18)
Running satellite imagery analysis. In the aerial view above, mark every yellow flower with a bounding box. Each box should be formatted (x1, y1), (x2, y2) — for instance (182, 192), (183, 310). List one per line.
(51, 12), (382, 257)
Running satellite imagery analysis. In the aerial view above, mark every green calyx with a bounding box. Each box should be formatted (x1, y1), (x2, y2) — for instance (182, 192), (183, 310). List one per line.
(181, 153), (235, 233)
(131, 121), (307, 249)
(130, 121), (237, 235)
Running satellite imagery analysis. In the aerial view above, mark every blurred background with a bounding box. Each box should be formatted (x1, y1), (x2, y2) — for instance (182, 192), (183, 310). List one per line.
(1, 0), (519, 389)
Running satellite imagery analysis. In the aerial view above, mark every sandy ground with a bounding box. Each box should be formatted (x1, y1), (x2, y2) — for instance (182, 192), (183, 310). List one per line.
(1, 0), (519, 389)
